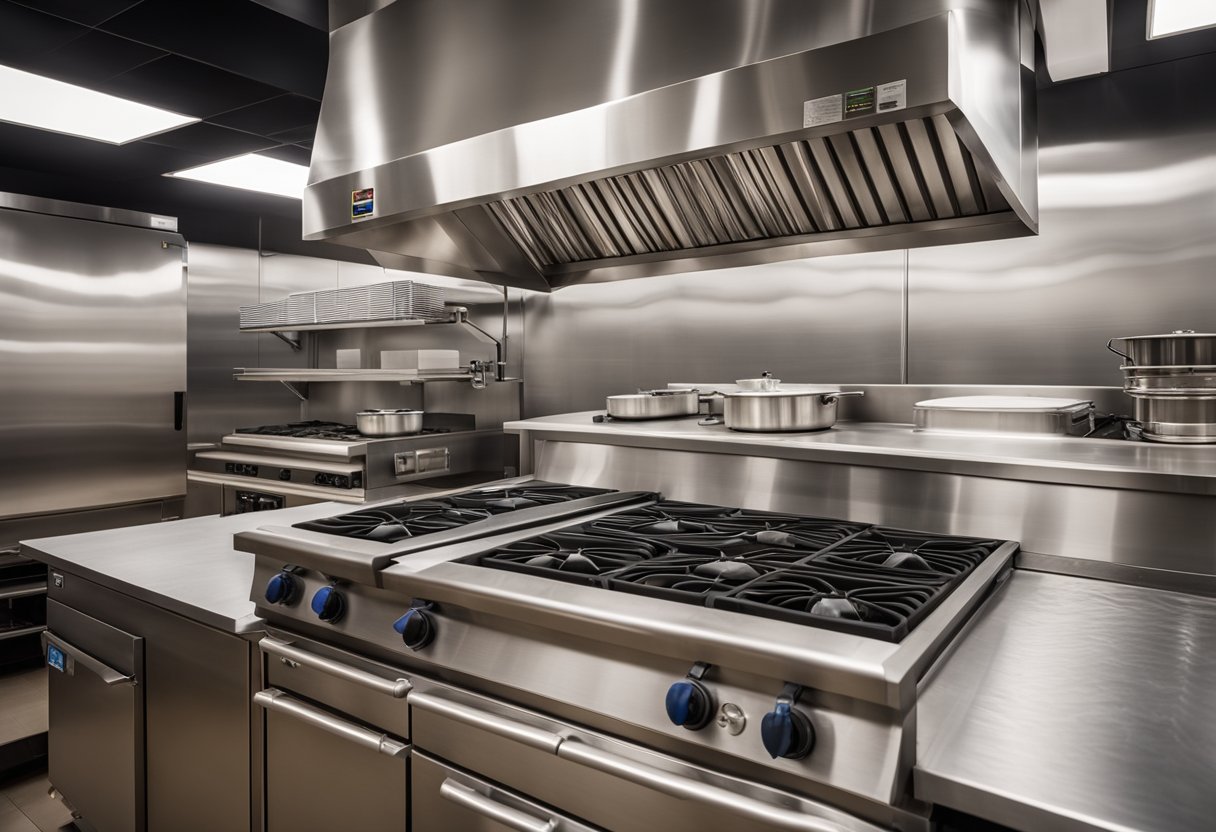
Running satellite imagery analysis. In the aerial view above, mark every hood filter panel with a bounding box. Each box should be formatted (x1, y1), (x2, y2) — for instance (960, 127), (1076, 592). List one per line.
(487, 113), (1009, 270)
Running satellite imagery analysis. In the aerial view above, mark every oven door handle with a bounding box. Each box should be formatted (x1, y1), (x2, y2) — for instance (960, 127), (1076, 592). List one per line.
(254, 689), (409, 758)
(558, 741), (848, 832)
(409, 691), (564, 752)
(42, 631), (135, 687)
(439, 779), (556, 832)
(260, 636), (412, 698)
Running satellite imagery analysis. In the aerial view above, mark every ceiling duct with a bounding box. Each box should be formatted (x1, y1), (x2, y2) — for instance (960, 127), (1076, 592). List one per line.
(307, 0), (1038, 291)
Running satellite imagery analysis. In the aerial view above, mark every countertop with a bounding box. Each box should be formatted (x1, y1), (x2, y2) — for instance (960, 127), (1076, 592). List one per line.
(505, 413), (1216, 496)
(20, 504), (346, 633)
(916, 569), (1216, 832)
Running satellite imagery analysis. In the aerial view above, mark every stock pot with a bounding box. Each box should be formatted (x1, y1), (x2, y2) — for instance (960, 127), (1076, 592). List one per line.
(1108, 330), (1216, 443)
(1108, 331), (1216, 366)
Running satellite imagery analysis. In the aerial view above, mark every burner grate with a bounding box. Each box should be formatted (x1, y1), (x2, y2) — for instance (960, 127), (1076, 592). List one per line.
(292, 483), (619, 544)
(811, 528), (1000, 580)
(711, 565), (948, 642)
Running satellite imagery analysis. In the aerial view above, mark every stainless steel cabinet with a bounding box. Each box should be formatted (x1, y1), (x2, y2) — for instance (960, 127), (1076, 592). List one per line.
(44, 599), (145, 832)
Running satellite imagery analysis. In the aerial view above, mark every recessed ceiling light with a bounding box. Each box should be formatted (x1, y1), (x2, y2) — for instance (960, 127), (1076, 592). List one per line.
(1148, 0), (1216, 39)
(0, 64), (197, 144)
(166, 153), (310, 200)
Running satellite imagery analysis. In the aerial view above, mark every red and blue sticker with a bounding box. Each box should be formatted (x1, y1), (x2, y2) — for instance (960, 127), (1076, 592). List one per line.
(352, 187), (374, 219)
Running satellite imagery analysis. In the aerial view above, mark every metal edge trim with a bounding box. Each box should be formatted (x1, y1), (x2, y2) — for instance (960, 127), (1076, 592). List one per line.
(0, 191), (178, 231)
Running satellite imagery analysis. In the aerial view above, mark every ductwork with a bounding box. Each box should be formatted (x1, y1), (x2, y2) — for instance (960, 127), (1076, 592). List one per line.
(307, 0), (1038, 292)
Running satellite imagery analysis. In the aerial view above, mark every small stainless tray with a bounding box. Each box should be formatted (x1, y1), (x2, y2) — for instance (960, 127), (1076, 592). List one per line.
(913, 396), (1094, 436)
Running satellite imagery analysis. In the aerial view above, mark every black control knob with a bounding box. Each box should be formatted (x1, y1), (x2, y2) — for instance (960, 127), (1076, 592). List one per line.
(392, 606), (435, 650)
(761, 683), (815, 760)
(664, 662), (714, 731)
(264, 570), (302, 606)
(310, 585), (345, 623)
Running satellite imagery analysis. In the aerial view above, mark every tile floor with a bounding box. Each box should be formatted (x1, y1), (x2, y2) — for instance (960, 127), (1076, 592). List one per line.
(0, 770), (75, 832)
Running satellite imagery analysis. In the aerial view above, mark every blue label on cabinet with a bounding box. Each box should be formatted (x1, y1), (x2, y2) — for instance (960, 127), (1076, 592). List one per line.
(47, 643), (66, 673)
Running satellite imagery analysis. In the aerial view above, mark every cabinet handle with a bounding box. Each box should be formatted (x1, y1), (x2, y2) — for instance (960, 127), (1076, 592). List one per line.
(408, 691), (563, 753)
(254, 689), (408, 758)
(260, 636), (411, 698)
(439, 779), (556, 832)
(558, 741), (846, 832)
(42, 631), (135, 686)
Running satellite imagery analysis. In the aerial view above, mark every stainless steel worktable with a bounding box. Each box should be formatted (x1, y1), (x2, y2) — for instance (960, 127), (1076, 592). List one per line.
(916, 570), (1216, 832)
(20, 504), (345, 633)
(506, 413), (1216, 496)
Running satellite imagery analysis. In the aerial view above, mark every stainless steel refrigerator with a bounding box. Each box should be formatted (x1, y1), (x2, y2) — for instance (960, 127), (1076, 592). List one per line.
(0, 191), (186, 770)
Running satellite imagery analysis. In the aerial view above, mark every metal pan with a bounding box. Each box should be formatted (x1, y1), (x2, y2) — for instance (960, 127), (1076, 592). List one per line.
(356, 409), (424, 436)
(603, 389), (701, 420)
(718, 389), (864, 432)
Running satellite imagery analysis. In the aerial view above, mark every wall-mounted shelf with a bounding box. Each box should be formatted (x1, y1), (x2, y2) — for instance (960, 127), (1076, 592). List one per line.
(238, 318), (437, 334)
(234, 368), (522, 383)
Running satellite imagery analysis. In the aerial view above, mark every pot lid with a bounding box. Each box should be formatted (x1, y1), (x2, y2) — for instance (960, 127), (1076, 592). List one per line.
(1113, 330), (1216, 340)
(358, 409), (421, 415)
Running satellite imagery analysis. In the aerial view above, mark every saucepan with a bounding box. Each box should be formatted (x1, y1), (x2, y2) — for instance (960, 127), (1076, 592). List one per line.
(356, 409), (424, 436)
(703, 388), (865, 432)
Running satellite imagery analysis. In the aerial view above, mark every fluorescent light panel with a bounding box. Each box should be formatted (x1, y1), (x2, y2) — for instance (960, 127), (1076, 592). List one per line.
(0, 64), (197, 144)
(167, 154), (309, 200)
(1148, 0), (1216, 38)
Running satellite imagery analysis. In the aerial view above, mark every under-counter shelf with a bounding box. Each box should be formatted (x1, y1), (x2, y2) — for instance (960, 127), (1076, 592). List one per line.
(0, 579), (47, 602)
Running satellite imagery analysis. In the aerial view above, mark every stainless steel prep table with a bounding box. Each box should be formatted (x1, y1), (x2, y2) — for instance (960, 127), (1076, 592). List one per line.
(20, 503), (347, 633)
(916, 570), (1216, 832)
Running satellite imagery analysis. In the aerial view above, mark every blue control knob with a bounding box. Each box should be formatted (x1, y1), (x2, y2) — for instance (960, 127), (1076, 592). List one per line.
(664, 666), (714, 730)
(392, 607), (435, 650)
(310, 585), (345, 623)
(760, 684), (815, 760)
(264, 571), (301, 606)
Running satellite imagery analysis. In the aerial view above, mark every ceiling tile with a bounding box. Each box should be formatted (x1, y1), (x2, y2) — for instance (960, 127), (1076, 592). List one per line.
(266, 124), (315, 144)
(102, 54), (283, 118)
(21, 29), (166, 86)
(0, 2), (89, 68)
(208, 93), (320, 136)
(142, 122), (278, 160)
(9, 0), (143, 27)
(0, 120), (212, 179)
(257, 144), (312, 165)
(249, 0), (327, 31)
(100, 0), (327, 98)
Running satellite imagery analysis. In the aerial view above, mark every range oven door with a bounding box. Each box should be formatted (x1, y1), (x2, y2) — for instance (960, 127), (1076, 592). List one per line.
(255, 636), (412, 832)
(43, 599), (145, 832)
(410, 684), (887, 832)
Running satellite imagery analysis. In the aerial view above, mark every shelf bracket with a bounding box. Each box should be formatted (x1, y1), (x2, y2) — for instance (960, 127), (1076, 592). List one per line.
(272, 331), (302, 351)
(279, 380), (309, 401)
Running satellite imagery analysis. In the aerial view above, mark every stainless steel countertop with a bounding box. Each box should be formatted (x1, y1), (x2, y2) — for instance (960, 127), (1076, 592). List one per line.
(916, 570), (1216, 832)
(505, 413), (1216, 496)
(20, 504), (347, 633)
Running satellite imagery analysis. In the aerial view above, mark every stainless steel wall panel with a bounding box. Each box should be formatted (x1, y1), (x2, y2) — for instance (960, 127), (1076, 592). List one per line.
(522, 251), (904, 416)
(0, 205), (185, 520)
(186, 244), (300, 447)
(908, 55), (1216, 385)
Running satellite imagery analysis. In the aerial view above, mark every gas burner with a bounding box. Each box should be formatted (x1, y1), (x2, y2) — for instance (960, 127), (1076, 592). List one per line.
(476, 531), (672, 584)
(712, 566), (946, 641)
(813, 528), (1000, 579)
(235, 420), (454, 441)
(585, 501), (863, 551)
(291, 482), (621, 544)
(447, 485), (616, 513)
(603, 553), (790, 603)
(294, 501), (493, 542)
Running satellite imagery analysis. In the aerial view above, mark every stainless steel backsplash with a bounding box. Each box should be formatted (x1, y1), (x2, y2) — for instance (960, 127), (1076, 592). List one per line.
(521, 52), (1216, 416)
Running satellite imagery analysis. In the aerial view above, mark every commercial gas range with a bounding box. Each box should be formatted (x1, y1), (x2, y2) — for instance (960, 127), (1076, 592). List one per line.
(189, 416), (508, 514)
(237, 480), (1016, 831)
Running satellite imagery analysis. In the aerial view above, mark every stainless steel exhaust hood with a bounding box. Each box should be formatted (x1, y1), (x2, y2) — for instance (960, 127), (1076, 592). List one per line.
(307, 0), (1037, 291)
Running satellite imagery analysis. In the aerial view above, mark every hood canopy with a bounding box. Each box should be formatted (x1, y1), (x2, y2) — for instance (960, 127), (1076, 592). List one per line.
(307, 0), (1037, 291)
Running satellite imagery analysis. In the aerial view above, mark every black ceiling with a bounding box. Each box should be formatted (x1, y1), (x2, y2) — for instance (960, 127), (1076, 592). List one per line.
(0, 0), (372, 261)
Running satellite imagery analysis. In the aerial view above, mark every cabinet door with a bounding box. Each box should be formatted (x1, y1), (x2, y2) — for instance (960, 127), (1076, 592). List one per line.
(260, 689), (408, 832)
(45, 600), (145, 832)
